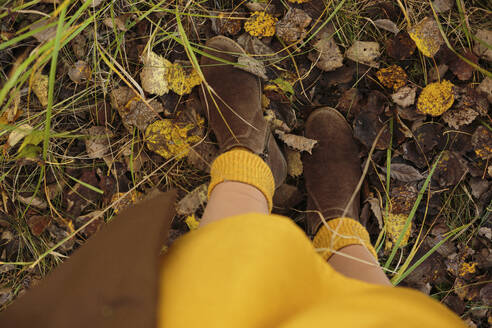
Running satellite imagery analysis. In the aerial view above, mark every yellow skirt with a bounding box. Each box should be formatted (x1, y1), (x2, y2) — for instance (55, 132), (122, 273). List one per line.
(157, 214), (465, 328)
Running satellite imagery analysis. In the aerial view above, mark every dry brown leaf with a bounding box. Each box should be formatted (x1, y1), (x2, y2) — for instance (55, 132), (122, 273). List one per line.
(276, 8), (312, 44)
(473, 29), (492, 62)
(471, 126), (492, 160)
(345, 41), (380, 67)
(68, 60), (91, 83)
(0, 90), (21, 125)
(442, 107), (479, 129)
(285, 148), (303, 177)
(18, 195), (47, 210)
(110, 86), (163, 131)
(448, 51), (478, 81)
(103, 16), (128, 31)
(477, 77), (492, 104)
(275, 130), (317, 154)
(391, 85), (416, 108)
(385, 31), (416, 60)
(140, 51), (171, 96)
(432, 0), (453, 12)
(32, 73), (49, 107)
(176, 184), (208, 216)
(374, 19), (399, 34)
(385, 163), (424, 182)
(408, 17), (444, 57)
(237, 34), (280, 63)
(237, 54), (267, 80)
(30, 21), (56, 43)
(308, 25), (344, 72)
(27, 215), (51, 236)
(84, 126), (113, 159)
(366, 196), (383, 228)
(7, 124), (33, 148)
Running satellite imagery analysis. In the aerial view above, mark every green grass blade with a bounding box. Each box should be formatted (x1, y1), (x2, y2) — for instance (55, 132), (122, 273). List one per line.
(67, 175), (104, 194)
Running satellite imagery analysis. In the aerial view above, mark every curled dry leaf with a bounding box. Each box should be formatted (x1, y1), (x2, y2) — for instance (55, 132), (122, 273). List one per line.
(17, 195), (47, 210)
(166, 62), (201, 96)
(237, 54), (268, 80)
(471, 126), (492, 160)
(366, 196), (383, 228)
(442, 107), (479, 130)
(110, 86), (163, 131)
(244, 11), (277, 38)
(408, 17), (444, 58)
(275, 130), (317, 154)
(237, 33), (280, 63)
(68, 60), (91, 83)
(345, 41), (380, 68)
(385, 31), (416, 60)
(391, 85), (416, 108)
(140, 51), (171, 96)
(31, 73), (49, 107)
(145, 119), (201, 160)
(308, 25), (344, 72)
(0, 90), (21, 125)
(275, 8), (312, 44)
(84, 126), (113, 159)
(473, 29), (492, 62)
(376, 65), (407, 90)
(176, 183), (208, 216)
(374, 19), (399, 34)
(417, 80), (455, 116)
(285, 148), (303, 177)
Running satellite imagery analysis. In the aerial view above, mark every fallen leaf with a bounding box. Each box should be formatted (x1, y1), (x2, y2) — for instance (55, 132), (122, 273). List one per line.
(145, 119), (201, 160)
(31, 73), (49, 107)
(30, 21), (56, 43)
(237, 54), (267, 80)
(276, 8), (312, 44)
(110, 86), (163, 131)
(176, 184), (208, 216)
(0, 90), (21, 125)
(70, 33), (86, 59)
(244, 11), (277, 38)
(275, 130), (317, 154)
(477, 77), (492, 104)
(385, 31), (416, 60)
(434, 151), (467, 187)
(166, 62), (202, 96)
(374, 19), (399, 34)
(385, 163), (424, 182)
(469, 177), (490, 199)
(432, 0), (453, 12)
(84, 126), (113, 159)
(103, 16), (128, 31)
(17, 195), (47, 210)
(428, 63), (449, 82)
(353, 111), (391, 150)
(285, 148), (303, 177)
(376, 65), (407, 90)
(473, 29), (492, 62)
(392, 85), (416, 108)
(211, 14), (242, 36)
(245, 1), (276, 14)
(384, 212), (411, 250)
(308, 25), (344, 72)
(471, 126), (492, 160)
(27, 215), (51, 236)
(237, 33), (280, 63)
(417, 80), (455, 116)
(345, 41), (380, 67)
(408, 17), (444, 57)
(68, 60), (91, 83)
(185, 214), (200, 230)
(366, 196), (383, 228)
(140, 51), (171, 96)
(442, 107), (479, 129)
(448, 51), (478, 81)
(337, 88), (362, 116)
(7, 124), (33, 148)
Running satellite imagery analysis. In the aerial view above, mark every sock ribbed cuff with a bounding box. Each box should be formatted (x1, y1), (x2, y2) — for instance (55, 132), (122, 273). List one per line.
(312, 217), (378, 261)
(208, 149), (275, 212)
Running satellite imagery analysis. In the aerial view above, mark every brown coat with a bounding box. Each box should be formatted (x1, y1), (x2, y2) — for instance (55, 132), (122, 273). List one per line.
(0, 191), (176, 328)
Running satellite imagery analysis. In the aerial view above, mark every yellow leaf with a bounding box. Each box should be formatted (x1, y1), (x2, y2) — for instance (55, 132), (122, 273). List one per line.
(417, 80), (454, 116)
(32, 73), (49, 107)
(244, 11), (277, 38)
(185, 214), (200, 230)
(166, 63), (201, 96)
(384, 212), (411, 251)
(140, 51), (171, 96)
(408, 17), (444, 58)
(375, 65), (407, 91)
(145, 119), (201, 159)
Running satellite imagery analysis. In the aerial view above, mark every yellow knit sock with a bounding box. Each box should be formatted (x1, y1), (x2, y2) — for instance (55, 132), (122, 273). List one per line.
(312, 217), (378, 261)
(208, 148), (275, 212)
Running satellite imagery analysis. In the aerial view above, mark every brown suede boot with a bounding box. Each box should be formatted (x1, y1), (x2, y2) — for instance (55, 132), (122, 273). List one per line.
(199, 36), (287, 187)
(302, 107), (362, 237)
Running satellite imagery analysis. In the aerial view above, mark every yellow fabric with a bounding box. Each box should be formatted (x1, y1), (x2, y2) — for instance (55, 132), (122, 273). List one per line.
(313, 217), (378, 260)
(208, 149), (275, 211)
(157, 214), (465, 328)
